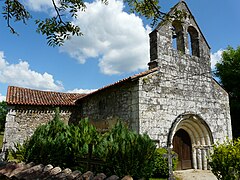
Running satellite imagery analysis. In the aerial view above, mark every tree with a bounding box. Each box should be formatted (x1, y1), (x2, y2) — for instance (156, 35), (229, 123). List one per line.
(0, 101), (7, 131)
(2, 0), (164, 47)
(215, 46), (240, 138)
(2, 0), (187, 47)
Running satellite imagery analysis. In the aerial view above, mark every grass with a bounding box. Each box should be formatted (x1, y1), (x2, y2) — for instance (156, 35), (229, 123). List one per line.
(0, 131), (4, 149)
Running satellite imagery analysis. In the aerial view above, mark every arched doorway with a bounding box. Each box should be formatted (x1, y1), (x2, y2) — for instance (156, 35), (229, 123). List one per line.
(168, 114), (213, 170)
(173, 129), (192, 170)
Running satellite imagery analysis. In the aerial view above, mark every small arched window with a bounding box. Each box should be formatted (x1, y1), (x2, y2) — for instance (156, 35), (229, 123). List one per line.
(172, 21), (185, 53)
(187, 26), (200, 57)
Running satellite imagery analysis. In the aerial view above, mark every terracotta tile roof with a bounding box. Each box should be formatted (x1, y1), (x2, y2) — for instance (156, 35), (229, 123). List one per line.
(6, 86), (86, 106)
(80, 67), (158, 100)
(6, 67), (158, 106)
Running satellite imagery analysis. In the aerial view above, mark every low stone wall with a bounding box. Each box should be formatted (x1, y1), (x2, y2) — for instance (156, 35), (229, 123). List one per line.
(3, 105), (80, 152)
(0, 162), (134, 180)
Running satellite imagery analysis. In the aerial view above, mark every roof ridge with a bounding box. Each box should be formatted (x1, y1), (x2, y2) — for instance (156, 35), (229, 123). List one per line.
(6, 86), (86, 106)
(6, 68), (158, 106)
(7, 85), (84, 95)
(78, 67), (159, 100)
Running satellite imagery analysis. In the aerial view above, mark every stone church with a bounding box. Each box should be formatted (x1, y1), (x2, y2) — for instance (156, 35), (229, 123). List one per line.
(3, 1), (232, 170)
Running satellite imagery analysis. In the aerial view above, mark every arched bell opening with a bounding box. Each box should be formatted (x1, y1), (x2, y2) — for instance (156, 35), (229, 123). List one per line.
(168, 113), (213, 170)
(172, 20), (185, 53)
(187, 26), (200, 57)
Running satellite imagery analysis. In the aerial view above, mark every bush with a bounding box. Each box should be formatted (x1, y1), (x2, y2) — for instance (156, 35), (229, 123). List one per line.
(8, 142), (27, 162)
(10, 108), (100, 171)
(152, 148), (177, 178)
(66, 118), (100, 171)
(98, 121), (156, 179)
(95, 121), (156, 179)
(10, 115), (156, 179)
(209, 138), (240, 180)
(23, 108), (70, 167)
(0, 101), (7, 131)
(25, 117), (99, 171)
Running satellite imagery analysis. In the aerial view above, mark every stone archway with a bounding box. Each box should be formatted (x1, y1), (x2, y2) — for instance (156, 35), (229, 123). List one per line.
(168, 113), (213, 170)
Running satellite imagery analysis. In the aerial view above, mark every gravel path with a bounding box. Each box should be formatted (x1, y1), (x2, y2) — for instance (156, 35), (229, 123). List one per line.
(174, 169), (218, 180)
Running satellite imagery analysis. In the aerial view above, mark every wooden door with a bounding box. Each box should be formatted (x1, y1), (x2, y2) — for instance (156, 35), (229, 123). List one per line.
(173, 129), (192, 170)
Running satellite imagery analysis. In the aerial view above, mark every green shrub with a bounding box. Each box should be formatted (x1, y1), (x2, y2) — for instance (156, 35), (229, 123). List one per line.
(10, 115), (156, 179)
(152, 148), (177, 178)
(10, 108), (101, 170)
(66, 118), (100, 171)
(0, 101), (7, 131)
(209, 138), (240, 180)
(23, 108), (70, 167)
(98, 121), (156, 179)
(8, 142), (27, 162)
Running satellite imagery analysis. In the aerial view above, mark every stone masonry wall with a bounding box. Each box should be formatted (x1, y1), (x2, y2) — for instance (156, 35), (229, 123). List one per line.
(3, 105), (79, 151)
(144, 2), (232, 150)
(78, 81), (139, 132)
(138, 53), (232, 147)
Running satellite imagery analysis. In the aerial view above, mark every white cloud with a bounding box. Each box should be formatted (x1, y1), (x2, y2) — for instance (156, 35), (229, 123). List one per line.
(0, 93), (6, 102)
(0, 51), (63, 91)
(67, 88), (97, 94)
(23, 0), (53, 12)
(211, 49), (223, 70)
(60, 0), (150, 75)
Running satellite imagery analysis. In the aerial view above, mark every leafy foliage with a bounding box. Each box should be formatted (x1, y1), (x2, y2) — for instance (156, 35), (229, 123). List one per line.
(23, 108), (69, 167)
(215, 46), (240, 138)
(10, 112), (157, 178)
(18, 108), (98, 171)
(2, 0), (31, 34)
(98, 121), (156, 178)
(215, 46), (240, 100)
(34, 0), (92, 46)
(8, 142), (27, 163)
(209, 138), (240, 180)
(152, 148), (178, 178)
(124, 0), (162, 27)
(0, 101), (7, 131)
(66, 118), (101, 171)
(35, 18), (82, 47)
(1, 0), (175, 46)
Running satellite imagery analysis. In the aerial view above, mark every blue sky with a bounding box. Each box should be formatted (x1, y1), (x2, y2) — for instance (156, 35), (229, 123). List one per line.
(0, 0), (239, 101)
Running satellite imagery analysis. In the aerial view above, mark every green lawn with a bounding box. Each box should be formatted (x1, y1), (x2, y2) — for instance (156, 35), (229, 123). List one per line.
(0, 131), (4, 149)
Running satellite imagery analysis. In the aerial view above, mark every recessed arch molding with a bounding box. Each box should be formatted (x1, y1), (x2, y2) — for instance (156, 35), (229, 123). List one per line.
(168, 113), (213, 170)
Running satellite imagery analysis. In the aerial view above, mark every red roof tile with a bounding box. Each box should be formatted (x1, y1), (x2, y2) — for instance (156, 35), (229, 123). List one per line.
(6, 86), (86, 106)
(6, 67), (158, 106)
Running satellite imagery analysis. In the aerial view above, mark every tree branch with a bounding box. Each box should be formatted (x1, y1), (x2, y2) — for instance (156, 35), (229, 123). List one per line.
(51, 0), (66, 26)
(5, 0), (18, 34)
